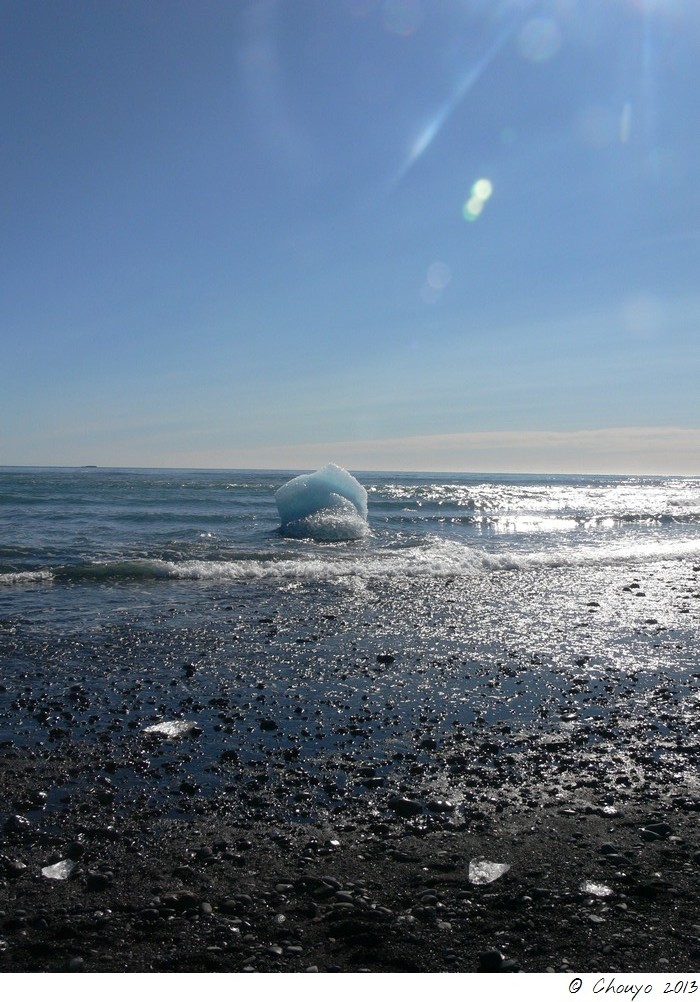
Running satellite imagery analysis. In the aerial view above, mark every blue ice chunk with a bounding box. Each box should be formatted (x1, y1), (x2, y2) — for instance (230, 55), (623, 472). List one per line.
(275, 464), (369, 541)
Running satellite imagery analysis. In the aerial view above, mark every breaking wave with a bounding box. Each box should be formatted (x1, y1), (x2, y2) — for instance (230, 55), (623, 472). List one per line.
(3, 535), (700, 588)
(0, 570), (54, 586)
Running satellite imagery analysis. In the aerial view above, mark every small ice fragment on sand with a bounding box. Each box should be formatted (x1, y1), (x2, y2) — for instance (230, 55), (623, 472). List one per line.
(275, 464), (369, 541)
(468, 858), (511, 884)
(42, 859), (76, 880)
(580, 881), (613, 897)
(144, 720), (197, 738)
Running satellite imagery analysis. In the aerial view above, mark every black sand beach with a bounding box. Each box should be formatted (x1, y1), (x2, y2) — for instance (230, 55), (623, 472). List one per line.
(1, 562), (698, 973)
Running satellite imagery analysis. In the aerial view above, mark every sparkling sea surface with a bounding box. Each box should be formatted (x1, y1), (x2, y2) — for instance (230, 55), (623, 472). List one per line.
(1, 466), (698, 813)
(2, 466), (699, 597)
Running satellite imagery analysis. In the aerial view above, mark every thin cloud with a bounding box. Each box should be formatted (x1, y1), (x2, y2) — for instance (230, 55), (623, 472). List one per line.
(199, 426), (700, 476)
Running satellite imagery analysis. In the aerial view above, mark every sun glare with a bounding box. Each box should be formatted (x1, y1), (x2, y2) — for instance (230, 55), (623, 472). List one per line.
(462, 177), (493, 222)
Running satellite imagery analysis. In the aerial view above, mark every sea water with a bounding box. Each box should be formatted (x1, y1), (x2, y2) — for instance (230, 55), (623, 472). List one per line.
(1, 466), (698, 814)
(2, 467), (699, 598)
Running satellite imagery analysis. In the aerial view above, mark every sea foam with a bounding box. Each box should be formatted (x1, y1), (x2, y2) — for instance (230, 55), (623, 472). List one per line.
(2, 535), (700, 590)
(0, 570), (54, 586)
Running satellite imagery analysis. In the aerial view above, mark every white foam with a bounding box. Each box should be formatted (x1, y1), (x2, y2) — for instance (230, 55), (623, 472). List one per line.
(479, 536), (700, 572)
(82, 533), (700, 586)
(4, 533), (699, 591)
(281, 499), (370, 541)
(0, 570), (54, 586)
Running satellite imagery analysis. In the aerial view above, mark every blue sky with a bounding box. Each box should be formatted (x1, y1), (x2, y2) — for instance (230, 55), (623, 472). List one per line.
(2, 0), (699, 473)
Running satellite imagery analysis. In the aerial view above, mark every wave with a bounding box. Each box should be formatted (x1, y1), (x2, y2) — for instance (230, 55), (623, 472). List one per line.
(2, 535), (700, 587)
(0, 570), (54, 586)
(381, 509), (700, 528)
(479, 537), (700, 572)
(372, 481), (700, 524)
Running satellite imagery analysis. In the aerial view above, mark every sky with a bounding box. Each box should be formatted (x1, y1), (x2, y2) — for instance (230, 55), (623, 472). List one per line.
(2, 0), (699, 474)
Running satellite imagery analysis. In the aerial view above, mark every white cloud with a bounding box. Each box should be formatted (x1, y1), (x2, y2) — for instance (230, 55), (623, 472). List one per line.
(183, 426), (700, 475)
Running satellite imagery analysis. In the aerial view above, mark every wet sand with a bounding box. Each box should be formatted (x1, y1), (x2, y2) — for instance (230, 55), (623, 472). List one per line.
(1, 562), (698, 973)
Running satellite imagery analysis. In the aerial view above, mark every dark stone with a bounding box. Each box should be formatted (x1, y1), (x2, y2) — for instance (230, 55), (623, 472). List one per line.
(426, 799), (455, 813)
(361, 777), (385, 788)
(628, 879), (672, 898)
(4, 814), (31, 834)
(388, 796), (423, 817)
(478, 949), (505, 972)
(161, 891), (200, 912)
(220, 899), (241, 915)
(500, 959), (522, 972)
(376, 653), (395, 664)
(173, 865), (197, 881)
(0, 855), (27, 878)
(260, 718), (279, 731)
(312, 883), (336, 900)
(86, 871), (111, 892)
(603, 853), (631, 866)
(646, 821), (673, 836)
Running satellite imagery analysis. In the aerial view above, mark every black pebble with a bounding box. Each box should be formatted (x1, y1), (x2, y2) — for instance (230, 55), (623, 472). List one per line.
(478, 949), (505, 972)
(387, 796), (422, 817)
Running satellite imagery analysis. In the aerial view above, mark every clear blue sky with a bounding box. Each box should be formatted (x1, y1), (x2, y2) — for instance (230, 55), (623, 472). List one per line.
(2, 0), (699, 473)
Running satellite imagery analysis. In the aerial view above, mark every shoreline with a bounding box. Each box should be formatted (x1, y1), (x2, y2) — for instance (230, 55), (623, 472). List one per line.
(1, 563), (698, 973)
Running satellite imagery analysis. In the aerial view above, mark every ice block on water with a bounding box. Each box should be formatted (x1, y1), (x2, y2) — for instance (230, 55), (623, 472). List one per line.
(275, 463), (369, 541)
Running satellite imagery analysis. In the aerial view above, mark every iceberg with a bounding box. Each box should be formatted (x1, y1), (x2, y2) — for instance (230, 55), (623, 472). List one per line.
(275, 464), (369, 541)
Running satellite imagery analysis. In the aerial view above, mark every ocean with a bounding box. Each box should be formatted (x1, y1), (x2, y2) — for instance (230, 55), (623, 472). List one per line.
(1, 466), (699, 816)
(2, 466), (699, 593)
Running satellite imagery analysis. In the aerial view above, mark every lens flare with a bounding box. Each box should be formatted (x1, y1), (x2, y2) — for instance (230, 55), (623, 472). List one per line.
(421, 260), (452, 303)
(472, 178), (493, 201)
(462, 178), (493, 222)
(391, 14), (521, 188)
(426, 261), (452, 290)
(517, 17), (562, 64)
(462, 197), (482, 221)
